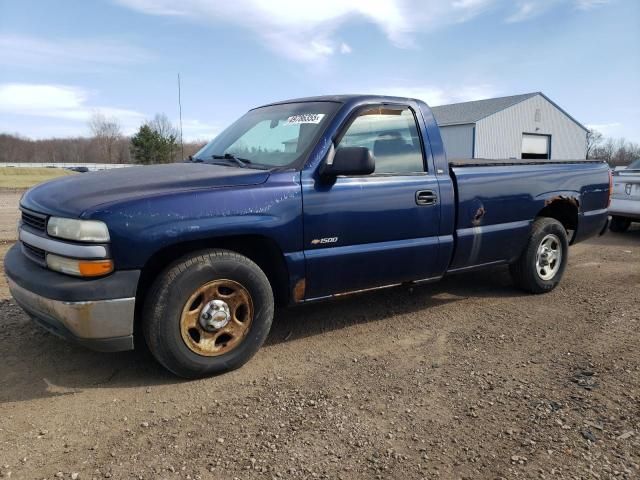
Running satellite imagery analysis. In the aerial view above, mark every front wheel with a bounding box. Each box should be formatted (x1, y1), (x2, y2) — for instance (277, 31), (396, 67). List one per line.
(609, 216), (631, 233)
(143, 249), (274, 378)
(510, 217), (568, 294)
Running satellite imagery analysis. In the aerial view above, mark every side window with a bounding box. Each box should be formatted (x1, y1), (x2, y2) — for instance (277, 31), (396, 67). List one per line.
(338, 107), (425, 174)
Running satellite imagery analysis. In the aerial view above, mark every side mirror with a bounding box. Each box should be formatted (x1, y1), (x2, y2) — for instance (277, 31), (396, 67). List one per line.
(320, 146), (375, 178)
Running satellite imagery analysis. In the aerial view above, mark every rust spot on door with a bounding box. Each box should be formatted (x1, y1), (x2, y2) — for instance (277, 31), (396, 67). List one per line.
(293, 278), (306, 303)
(472, 206), (486, 226)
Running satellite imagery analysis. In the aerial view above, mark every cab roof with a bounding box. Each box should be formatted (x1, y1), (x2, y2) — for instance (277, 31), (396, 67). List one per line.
(257, 94), (424, 108)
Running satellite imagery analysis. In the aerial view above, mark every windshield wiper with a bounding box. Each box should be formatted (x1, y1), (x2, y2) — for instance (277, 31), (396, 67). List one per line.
(211, 153), (252, 168)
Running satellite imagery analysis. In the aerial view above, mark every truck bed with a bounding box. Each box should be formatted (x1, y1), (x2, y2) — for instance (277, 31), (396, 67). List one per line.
(446, 159), (610, 272)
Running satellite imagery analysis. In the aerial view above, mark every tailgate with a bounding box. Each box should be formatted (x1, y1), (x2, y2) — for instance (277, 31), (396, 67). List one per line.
(612, 172), (640, 200)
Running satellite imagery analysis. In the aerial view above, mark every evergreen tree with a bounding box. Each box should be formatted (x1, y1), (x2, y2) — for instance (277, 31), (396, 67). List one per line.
(130, 116), (178, 164)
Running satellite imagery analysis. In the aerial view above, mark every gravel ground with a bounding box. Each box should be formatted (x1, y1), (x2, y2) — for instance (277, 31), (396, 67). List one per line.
(0, 190), (23, 299)
(0, 191), (21, 242)
(0, 190), (638, 480)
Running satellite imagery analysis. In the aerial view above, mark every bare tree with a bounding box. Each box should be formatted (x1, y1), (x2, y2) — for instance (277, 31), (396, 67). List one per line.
(591, 137), (640, 167)
(0, 133), (207, 164)
(586, 128), (603, 159)
(147, 113), (178, 140)
(88, 111), (122, 163)
(610, 138), (640, 166)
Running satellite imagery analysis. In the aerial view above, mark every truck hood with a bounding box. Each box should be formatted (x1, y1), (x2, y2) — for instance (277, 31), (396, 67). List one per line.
(20, 163), (271, 218)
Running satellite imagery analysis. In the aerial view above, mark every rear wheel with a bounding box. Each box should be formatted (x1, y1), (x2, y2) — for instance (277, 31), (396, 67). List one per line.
(510, 217), (568, 294)
(609, 216), (631, 233)
(143, 249), (274, 378)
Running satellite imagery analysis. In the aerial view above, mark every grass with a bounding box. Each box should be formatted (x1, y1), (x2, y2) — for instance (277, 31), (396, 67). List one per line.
(0, 167), (76, 189)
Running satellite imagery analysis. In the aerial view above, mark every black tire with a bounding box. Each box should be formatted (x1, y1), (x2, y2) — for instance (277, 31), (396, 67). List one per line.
(143, 249), (274, 378)
(510, 217), (569, 294)
(609, 216), (631, 233)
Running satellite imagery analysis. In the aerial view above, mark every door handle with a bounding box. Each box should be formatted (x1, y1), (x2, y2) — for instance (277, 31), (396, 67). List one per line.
(415, 190), (437, 206)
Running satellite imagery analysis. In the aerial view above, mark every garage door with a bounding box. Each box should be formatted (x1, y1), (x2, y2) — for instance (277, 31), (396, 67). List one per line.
(522, 134), (550, 160)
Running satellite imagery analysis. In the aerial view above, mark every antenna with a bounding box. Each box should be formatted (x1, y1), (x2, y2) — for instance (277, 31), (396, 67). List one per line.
(178, 73), (184, 160)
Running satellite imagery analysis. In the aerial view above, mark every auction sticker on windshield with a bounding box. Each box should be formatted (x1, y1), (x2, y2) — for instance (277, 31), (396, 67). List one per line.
(286, 114), (325, 125)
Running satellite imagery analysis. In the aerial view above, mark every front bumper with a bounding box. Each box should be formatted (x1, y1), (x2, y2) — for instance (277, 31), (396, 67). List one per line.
(4, 244), (140, 352)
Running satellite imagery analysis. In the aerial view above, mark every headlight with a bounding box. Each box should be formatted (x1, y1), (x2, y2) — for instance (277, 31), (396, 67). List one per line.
(46, 253), (114, 277)
(47, 217), (110, 242)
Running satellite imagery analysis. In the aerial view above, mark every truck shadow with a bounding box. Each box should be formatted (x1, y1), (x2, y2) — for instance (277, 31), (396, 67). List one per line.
(266, 266), (519, 347)
(0, 266), (520, 403)
(597, 224), (640, 243)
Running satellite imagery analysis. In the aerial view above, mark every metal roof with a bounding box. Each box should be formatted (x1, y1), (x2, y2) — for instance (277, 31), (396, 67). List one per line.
(431, 92), (588, 131)
(430, 93), (539, 126)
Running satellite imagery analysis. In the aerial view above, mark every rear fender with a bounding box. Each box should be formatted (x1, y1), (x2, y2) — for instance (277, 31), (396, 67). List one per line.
(534, 191), (581, 212)
(534, 191), (580, 243)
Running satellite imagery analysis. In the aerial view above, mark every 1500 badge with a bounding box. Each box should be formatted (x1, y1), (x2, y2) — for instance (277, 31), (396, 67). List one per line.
(311, 237), (338, 245)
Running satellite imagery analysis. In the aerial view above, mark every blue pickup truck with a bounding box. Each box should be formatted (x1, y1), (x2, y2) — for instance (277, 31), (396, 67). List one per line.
(5, 95), (611, 377)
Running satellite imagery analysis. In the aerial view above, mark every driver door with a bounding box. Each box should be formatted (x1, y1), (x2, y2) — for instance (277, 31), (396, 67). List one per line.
(301, 105), (442, 299)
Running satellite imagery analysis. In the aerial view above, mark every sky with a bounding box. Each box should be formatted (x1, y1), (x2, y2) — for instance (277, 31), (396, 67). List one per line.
(0, 0), (638, 143)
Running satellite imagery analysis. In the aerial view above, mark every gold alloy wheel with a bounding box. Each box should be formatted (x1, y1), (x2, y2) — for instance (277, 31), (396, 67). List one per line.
(179, 279), (253, 356)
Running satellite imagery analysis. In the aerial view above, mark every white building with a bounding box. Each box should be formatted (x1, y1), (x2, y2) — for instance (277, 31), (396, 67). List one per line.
(431, 92), (588, 160)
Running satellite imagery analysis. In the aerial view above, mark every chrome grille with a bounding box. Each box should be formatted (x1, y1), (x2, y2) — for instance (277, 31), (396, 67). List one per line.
(21, 209), (47, 232)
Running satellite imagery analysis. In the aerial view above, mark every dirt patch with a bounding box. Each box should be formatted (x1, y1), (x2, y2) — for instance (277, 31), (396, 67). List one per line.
(0, 187), (638, 478)
(0, 242), (12, 299)
(0, 190), (22, 242)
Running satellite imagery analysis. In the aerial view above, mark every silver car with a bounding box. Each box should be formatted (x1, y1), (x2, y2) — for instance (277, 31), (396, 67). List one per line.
(609, 159), (640, 232)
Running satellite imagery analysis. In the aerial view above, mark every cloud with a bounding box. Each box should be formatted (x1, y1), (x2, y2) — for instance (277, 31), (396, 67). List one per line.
(309, 40), (334, 57)
(0, 83), (145, 135)
(340, 42), (353, 54)
(113, 0), (499, 62)
(585, 122), (623, 135)
(179, 118), (221, 142)
(451, 0), (496, 22)
(505, 0), (611, 23)
(505, 1), (549, 23)
(371, 84), (500, 105)
(0, 83), (219, 140)
(574, 0), (611, 10)
(0, 34), (153, 70)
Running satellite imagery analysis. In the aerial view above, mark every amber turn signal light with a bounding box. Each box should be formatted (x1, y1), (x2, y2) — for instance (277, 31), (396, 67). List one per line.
(78, 260), (114, 277)
(46, 254), (114, 277)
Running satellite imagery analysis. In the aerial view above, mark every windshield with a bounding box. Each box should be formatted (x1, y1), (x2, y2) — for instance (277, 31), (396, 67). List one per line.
(194, 102), (339, 169)
(627, 159), (640, 169)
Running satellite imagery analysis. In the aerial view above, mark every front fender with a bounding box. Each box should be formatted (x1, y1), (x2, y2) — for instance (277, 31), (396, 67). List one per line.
(87, 173), (303, 270)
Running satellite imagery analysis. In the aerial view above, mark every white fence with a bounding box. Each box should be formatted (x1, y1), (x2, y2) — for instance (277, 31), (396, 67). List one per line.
(0, 162), (135, 171)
